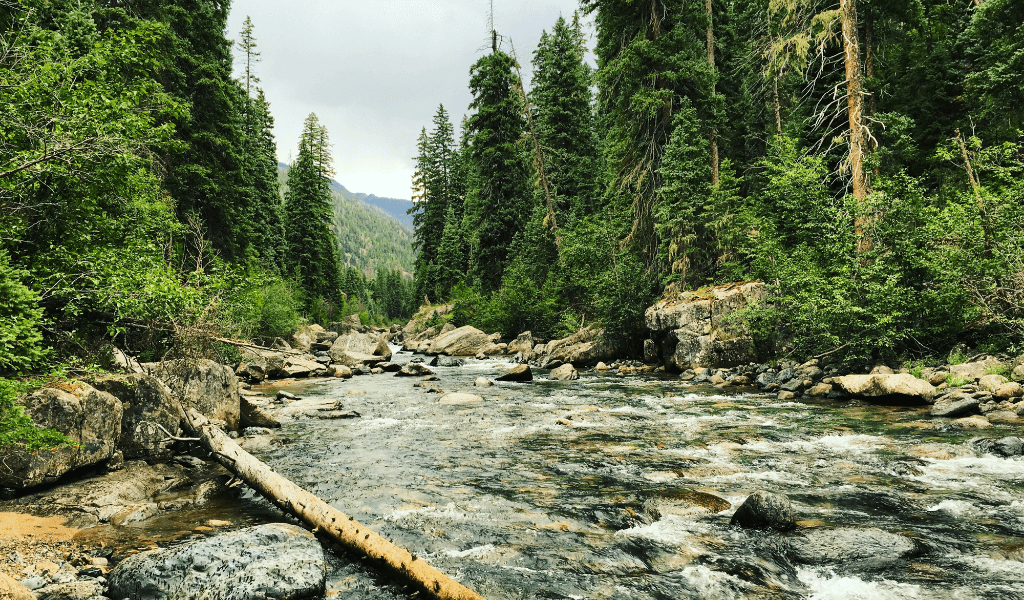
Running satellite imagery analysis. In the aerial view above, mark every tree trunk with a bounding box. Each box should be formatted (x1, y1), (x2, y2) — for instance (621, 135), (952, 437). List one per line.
(707, 0), (719, 186)
(773, 75), (782, 137)
(864, 7), (875, 118)
(842, 0), (869, 252)
(183, 409), (488, 600)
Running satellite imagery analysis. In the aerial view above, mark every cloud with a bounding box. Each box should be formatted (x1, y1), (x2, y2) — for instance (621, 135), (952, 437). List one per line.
(227, 0), (592, 199)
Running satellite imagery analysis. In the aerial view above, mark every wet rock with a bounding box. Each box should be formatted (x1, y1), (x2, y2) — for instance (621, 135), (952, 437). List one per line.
(967, 436), (1024, 457)
(787, 527), (915, 565)
(438, 393), (483, 405)
(931, 395), (980, 418)
(429, 355), (466, 368)
(755, 371), (777, 387)
(0, 574), (34, 600)
(0, 383), (123, 489)
(424, 325), (492, 357)
(805, 383), (833, 397)
(328, 330), (392, 367)
(240, 396), (280, 429)
(550, 363), (579, 381)
(108, 523), (325, 600)
(326, 364), (353, 378)
(909, 444), (955, 460)
(595, 362), (610, 371)
(266, 355), (326, 379)
(835, 374), (936, 403)
(307, 410), (360, 419)
(729, 375), (753, 386)
(730, 490), (795, 531)
(779, 378), (804, 393)
(474, 377), (493, 387)
(496, 364), (533, 382)
(276, 391), (299, 401)
(35, 580), (103, 600)
(92, 373), (184, 460)
(395, 363), (434, 377)
(376, 362), (401, 372)
(147, 359), (240, 430)
(951, 415), (992, 429)
(778, 391), (799, 401)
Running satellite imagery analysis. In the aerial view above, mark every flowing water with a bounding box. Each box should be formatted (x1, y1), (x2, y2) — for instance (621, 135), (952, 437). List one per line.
(242, 347), (1024, 600)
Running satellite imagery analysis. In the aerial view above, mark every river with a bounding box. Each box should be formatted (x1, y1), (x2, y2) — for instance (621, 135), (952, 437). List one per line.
(241, 346), (1024, 600)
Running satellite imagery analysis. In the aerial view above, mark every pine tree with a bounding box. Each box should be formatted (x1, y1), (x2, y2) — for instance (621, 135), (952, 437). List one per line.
(530, 14), (599, 225)
(283, 113), (342, 304)
(464, 51), (531, 291)
(432, 202), (466, 299)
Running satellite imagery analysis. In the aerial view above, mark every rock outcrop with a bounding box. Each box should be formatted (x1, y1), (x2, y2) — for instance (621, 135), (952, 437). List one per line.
(108, 523), (326, 600)
(424, 326), (492, 356)
(147, 360), (240, 430)
(645, 282), (767, 370)
(0, 382), (122, 489)
(538, 327), (615, 367)
(328, 330), (392, 366)
(91, 374), (184, 460)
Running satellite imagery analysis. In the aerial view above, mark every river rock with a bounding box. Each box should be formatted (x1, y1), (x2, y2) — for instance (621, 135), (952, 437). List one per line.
(240, 396), (280, 429)
(0, 383), (123, 489)
(92, 373), (184, 460)
(951, 415), (992, 429)
(289, 324), (325, 353)
(550, 363), (579, 381)
(147, 359), (240, 430)
(326, 364), (353, 378)
(439, 393), (483, 405)
(265, 354), (326, 379)
(1013, 363), (1024, 381)
(541, 327), (615, 367)
(35, 580), (103, 600)
(507, 332), (535, 360)
(235, 362), (266, 382)
(108, 523), (325, 600)
(979, 374), (1009, 392)
(395, 363), (434, 377)
(835, 373), (936, 403)
(805, 382), (833, 397)
(788, 527), (915, 565)
(376, 362), (402, 372)
(645, 282), (767, 370)
(425, 325), (492, 356)
(994, 382), (1023, 399)
(474, 377), (493, 387)
(429, 355), (466, 367)
(931, 394), (980, 418)
(328, 330), (392, 367)
(730, 491), (796, 531)
(496, 364), (533, 382)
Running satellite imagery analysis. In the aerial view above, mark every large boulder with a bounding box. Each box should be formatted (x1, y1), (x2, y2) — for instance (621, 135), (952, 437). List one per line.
(148, 360), (240, 430)
(289, 324), (326, 353)
(979, 374), (1009, 392)
(645, 282), (767, 370)
(950, 358), (1004, 382)
(108, 523), (326, 600)
(425, 326), (492, 356)
(265, 354), (326, 379)
(730, 490), (795, 531)
(550, 363), (579, 381)
(328, 330), (392, 367)
(92, 374), (184, 460)
(541, 327), (616, 367)
(834, 373), (936, 403)
(931, 394), (980, 418)
(496, 364), (533, 382)
(240, 396), (280, 429)
(0, 382), (122, 489)
(508, 332), (536, 360)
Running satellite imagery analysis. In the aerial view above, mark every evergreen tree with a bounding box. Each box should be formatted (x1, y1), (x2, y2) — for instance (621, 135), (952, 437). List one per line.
(283, 113), (342, 304)
(433, 202), (467, 299)
(530, 14), (600, 225)
(464, 51), (531, 291)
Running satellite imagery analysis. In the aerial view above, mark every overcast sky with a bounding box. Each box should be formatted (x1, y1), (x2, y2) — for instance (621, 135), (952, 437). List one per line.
(225, 1), (594, 200)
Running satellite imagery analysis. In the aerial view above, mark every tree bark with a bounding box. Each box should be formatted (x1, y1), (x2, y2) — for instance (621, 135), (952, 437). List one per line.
(707, 0), (719, 186)
(183, 409), (488, 600)
(842, 0), (869, 252)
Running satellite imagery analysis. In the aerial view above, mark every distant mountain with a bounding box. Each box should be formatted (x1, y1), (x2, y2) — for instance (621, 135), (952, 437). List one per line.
(352, 193), (414, 229)
(278, 163), (415, 276)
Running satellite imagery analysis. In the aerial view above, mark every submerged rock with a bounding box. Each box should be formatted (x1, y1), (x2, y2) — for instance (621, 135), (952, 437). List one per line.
(438, 393), (483, 405)
(787, 527), (916, 566)
(395, 363), (434, 377)
(474, 377), (493, 387)
(108, 523), (326, 600)
(730, 491), (795, 531)
(967, 436), (1023, 457)
(496, 364), (533, 382)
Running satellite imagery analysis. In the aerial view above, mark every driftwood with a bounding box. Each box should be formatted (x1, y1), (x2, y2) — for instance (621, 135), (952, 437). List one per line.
(183, 409), (487, 600)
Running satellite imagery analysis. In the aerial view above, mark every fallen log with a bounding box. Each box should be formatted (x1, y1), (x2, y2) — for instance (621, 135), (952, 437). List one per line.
(183, 408), (487, 600)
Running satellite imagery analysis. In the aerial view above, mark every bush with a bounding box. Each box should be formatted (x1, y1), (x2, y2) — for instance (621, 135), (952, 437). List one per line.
(0, 252), (47, 375)
(0, 378), (72, 451)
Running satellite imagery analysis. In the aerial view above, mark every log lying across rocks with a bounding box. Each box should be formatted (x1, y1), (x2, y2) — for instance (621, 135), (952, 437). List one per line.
(184, 408), (487, 600)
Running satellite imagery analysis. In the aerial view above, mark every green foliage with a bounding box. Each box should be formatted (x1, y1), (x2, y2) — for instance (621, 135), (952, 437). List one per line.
(0, 253), (46, 375)
(946, 373), (969, 388)
(0, 378), (73, 451)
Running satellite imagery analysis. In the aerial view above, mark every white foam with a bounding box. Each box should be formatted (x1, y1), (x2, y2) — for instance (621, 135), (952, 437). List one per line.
(681, 565), (753, 599)
(382, 502), (485, 523)
(615, 514), (715, 545)
(797, 568), (922, 599)
(926, 499), (979, 518)
(444, 544), (497, 559)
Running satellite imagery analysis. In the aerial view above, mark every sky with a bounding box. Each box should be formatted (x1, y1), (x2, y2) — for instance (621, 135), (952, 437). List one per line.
(225, 1), (595, 200)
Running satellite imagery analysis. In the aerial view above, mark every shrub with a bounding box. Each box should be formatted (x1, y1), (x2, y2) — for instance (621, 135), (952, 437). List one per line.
(0, 252), (47, 375)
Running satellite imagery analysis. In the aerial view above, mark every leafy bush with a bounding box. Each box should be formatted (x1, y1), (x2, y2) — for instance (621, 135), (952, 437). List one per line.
(0, 252), (47, 375)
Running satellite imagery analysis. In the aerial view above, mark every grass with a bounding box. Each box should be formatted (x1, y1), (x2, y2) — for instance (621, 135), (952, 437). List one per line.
(948, 351), (969, 366)
(945, 372), (970, 388)
(984, 363), (1009, 377)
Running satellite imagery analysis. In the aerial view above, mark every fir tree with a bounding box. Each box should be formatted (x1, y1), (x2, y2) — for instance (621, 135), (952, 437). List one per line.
(432, 202), (466, 299)
(464, 51), (531, 291)
(283, 113), (342, 304)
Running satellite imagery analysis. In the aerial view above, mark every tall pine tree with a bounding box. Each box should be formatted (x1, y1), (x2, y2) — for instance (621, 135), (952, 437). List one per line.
(283, 114), (342, 304)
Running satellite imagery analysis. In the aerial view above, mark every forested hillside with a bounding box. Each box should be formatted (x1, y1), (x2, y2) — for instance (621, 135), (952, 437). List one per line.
(411, 3), (1024, 362)
(278, 164), (415, 276)
(351, 193), (415, 230)
(0, 0), (417, 381)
